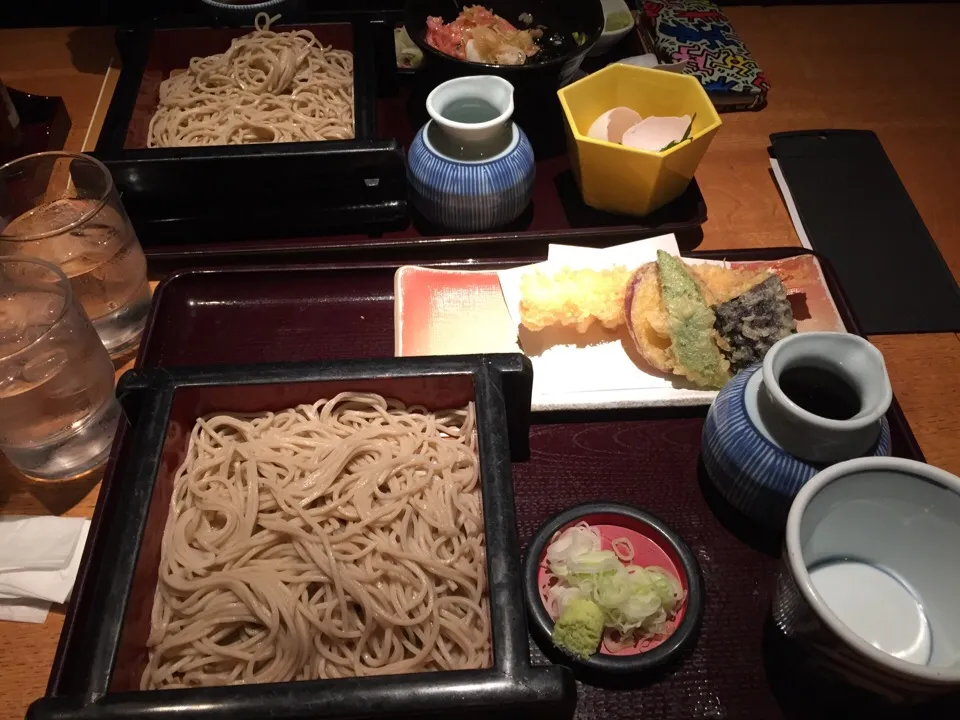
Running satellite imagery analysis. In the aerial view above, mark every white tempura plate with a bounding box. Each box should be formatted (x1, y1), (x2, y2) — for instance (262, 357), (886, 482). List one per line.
(395, 236), (847, 412)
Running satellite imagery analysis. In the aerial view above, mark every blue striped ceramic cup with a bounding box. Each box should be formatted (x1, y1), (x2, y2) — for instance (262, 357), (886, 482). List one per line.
(774, 457), (960, 701)
(702, 332), (892, 529)
(407, 76), (535, 232)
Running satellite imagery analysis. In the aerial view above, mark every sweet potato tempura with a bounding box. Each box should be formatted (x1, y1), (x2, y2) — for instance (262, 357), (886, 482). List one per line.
(519, 263), (770, 335)
(519, 266), (632, 333)
(517, 257), (797, 389)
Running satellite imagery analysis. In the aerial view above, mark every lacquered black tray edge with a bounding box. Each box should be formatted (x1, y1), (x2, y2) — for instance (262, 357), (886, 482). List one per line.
(139, 196), (707, 269)
(3, 88), (72, 165)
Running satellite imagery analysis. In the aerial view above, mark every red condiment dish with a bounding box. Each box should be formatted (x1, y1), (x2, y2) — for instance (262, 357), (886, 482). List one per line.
(523, 502), (704, 673)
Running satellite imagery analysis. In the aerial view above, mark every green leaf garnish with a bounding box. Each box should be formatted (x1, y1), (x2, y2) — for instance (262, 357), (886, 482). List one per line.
(659, 112), (697, 152)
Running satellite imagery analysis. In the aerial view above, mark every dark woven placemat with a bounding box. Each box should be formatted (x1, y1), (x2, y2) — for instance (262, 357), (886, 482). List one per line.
(513, 415), (959, 720)
(770, 130), (960, 335)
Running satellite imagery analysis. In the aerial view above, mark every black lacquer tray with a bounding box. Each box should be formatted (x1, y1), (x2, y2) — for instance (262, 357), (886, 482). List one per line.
(102, 16), (708, 266)
(0, 87), (71, 166)
(38, 246), (960, 718)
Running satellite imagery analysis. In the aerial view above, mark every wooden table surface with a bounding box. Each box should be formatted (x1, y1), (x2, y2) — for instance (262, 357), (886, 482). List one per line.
(1, 5), (958, 718)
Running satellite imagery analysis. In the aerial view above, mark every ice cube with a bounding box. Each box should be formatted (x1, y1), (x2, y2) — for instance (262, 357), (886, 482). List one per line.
(60, 243), (117, 278)
(46, 370), (90, 402)
(21, 348), (69, 384)
(0, 371), (19, 396)
(0, 292), (61, 354)
(0, 315), (26, 350)
(89, 252), (133, 287)
(7, 292), (63, 330)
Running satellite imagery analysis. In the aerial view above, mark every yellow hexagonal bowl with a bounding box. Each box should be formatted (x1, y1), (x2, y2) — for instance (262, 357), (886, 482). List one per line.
(558, 63), (722, 216)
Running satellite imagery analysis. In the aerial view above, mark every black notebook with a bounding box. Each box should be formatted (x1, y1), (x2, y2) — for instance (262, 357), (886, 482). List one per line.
(769, 130), (960, 335)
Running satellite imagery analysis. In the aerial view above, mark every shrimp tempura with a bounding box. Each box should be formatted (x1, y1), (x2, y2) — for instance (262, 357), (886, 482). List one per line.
(519, 266), (631, 333)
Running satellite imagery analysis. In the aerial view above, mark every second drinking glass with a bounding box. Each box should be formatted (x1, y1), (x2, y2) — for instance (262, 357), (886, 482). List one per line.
(0, 257), (122, 480)
(0, 151), (150, 357)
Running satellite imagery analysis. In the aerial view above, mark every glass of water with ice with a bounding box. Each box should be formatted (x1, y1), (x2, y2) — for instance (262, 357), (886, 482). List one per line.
(0, 152), (150, 357)
(0, 257), (121, 480)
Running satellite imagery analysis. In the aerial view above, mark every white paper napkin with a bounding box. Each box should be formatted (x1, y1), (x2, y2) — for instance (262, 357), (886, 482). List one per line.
(0, 515), (85, 572)
(769, 158), (813, 249)
(617, 54), (688, 73)
(0, 516), (92, 624)
(0, 598), (51, 624)
(496, 234), (719, 410)
(545, 235), (680, 267)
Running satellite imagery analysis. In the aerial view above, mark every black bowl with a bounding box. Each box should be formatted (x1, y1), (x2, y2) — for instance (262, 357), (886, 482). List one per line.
(198, 0), (298, 24)
(522, 502), (705, 675)
(404, 0), (603, 88)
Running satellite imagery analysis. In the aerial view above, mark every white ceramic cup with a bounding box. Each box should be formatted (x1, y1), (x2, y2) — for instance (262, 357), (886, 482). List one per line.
(759, 332), (893, 464)
(426, 75), (514, 146)
(588, 0), (634, 57)
(774, 456), (960, 701)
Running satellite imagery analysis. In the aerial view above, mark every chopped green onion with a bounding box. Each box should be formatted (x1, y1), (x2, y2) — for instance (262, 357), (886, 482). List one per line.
(543, 523), (685, 654)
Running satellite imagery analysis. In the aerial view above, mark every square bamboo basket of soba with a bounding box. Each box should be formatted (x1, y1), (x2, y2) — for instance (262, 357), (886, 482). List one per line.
(29, 355), (576, 720)
(91, 14), (407, 245)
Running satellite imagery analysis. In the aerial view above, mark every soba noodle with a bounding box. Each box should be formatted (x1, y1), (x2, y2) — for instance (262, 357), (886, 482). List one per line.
(147, 13), (354, 147)
(142, 393), (489, 689)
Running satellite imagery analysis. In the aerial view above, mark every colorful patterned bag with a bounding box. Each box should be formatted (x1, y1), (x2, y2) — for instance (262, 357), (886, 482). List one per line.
(638, 0), (769, 111)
